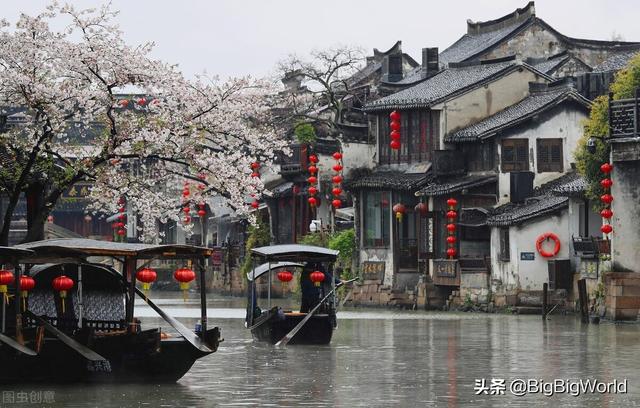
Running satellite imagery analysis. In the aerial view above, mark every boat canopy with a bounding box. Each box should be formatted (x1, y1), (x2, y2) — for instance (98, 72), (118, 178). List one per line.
(251, 244), (339, 262)
(15, 238), (212, 262)
(247, 262), (304, 282)
(0, 246), (35, 262)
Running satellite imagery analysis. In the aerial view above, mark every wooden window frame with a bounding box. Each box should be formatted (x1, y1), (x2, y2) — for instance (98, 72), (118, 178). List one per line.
(501, 138), (529, 172)
(536, 138), (563, 173)
(499, 227), (510, 262)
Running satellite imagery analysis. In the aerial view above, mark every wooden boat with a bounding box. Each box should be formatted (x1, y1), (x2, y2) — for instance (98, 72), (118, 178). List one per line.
(0, 238), (221, 383)
(246, 244), (340, 345)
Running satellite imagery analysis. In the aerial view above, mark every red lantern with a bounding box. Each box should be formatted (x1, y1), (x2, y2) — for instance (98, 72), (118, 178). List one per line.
(308, 176), (318, 185)
(446, 198), (458, 208)
(390, 130), (401, 141)
(390, 121), (400, 132)
(332, 199), (342, 208)
(137, 97), (146, 106)
(277, 270), (293, 284)
(446, 210), (458, 220)
(332, 187), (342, 196)
(332, 175), (343, 184)
(308, 197), (317, 207)
(414, 202), (428, 217)
(393, 203), (406, 221)
(601, 224), (613, 234)
(446, 236), (457, 244)
(119, 99), (129, 108)
(308, 186), (318, 196)
(52, 275), (74, 313)
(182, 188), (190, 198)
(136, 267), (157, 291)
(310, 271), (325, 287)
(116, 222), (124, 228)
(251, 200), (259, 209)
(19, 275), (35, 311)
(251, 162), (260, 170)
(600, 178), (613, 189)
(251, 172), (260, 178)
(183, 206), (190, 214)
(117, 228), (126, 236)
(0, 270), (14, 304)
(601, 208), (613, 219)
(308, 165), (318, 175)
(332, 152), (343, 160)
(601, 194), (614, 204)
(447, 248), (457, 258)
(389, 111), (400, 121)
(600, 163), (613, 174)
(332, 164), (343, 172)
(309, 154), (319, 164)
(446, 223), (456, 232)
(118, 213), (125, 221)
(390, 140), (401, 150)
(183, 215), (191, 224)
(174, 267), (196, 302)
(198, 208), (207, 217)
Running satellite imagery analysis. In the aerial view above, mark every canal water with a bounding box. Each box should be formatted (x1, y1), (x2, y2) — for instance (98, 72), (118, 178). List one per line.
(7, 294), (640, 407)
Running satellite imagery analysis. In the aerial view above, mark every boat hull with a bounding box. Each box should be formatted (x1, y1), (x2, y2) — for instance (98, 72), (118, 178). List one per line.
(251, 313), (334, 345)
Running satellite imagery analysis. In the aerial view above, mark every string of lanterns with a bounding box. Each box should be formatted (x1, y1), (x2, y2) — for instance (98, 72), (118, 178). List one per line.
(136, 265), (196, 302)
(331, 151), (343, 209)
(446, 198), (458, 259)
(389, 110), (401, 150)
(113, 197), (126, 240)
(308, 154), (319, 208)
(600, 163), (614, 237)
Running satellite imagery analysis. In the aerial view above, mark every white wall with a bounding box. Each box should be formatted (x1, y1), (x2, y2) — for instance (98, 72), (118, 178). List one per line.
(497, 106), (587, 204)
(491, 210), (570, 292)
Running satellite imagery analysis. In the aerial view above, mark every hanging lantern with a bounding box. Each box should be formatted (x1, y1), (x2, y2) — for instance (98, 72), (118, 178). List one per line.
(601, 208), (613, 219)
(308, 176), (318, 185)
(184, 215), (191, 224)
(308, 197), (317, 207)
(117, 228), (126, 236)
(119, 99), (129, 108)
(118, 213), (125, 221)
(137, 97), (147, 106)
(390, 140), (401, 150)
(601, 194), (613, 204)
(600, 163), (613, 174)
(251, 172), (260, 178)
(332, 164), (343, 172)
(332, 175), (343, 184)
(251, 162), (260, 170)
(446, 236), (457, 244)
(392, 203), (406, 221)
(182, 188), (190, 198)
(332, 187), (342, 196)
(332, 199), (342, 209)
(601, 224), (613, 234)
(414, 202), (428, 217)
(308, 165), (318, 175)
(390, 121), (400, 132)
(19, 275), (35, 312)
(251, 200), (260, 209)
(183, 206), (191, 214)
(0, 270), (14, 305)
(52, 275), (74, 314)
(309, 154), (319, 164)
(277, 270), (293, 289)
(174, 267), (196, 302)
(310, 270), (325, 287)
(446, 210), (458, 220)
(308, 186), (318, 196)
(136, 267), (157, 294)
(446, 198), (458, 208)
(332, 152), (343, 161)
(390, 130), (401, 141)
(446, 223), (456, 232)
(446, 248), (457, 258)
(600, 178), (613, 189)
(389, 111), (401, 150)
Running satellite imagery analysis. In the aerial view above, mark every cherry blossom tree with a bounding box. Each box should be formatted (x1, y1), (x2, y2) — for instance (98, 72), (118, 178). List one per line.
(0, 2), (287, 244)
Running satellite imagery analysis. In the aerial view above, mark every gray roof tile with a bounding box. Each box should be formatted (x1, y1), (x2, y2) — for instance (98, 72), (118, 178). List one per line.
(345, 171), (430, 191)
(416, 174), (497, 196)
(592, 52), (639, 73)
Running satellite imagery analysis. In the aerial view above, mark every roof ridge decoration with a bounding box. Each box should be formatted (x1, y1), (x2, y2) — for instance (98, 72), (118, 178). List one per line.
(373, 41), (403, 62)
(466, 2), (536, 35)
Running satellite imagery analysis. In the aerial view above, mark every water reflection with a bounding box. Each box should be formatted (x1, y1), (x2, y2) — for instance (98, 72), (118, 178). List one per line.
(8, 295), (640, 407)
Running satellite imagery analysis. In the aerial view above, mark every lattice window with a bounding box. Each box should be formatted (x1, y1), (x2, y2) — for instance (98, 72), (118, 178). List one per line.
(501, 139), (529, 172)
(536, 138), (563, 172)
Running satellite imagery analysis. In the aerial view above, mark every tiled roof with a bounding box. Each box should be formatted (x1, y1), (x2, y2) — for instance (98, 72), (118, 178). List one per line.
(345, 170), (430, 191)
(444, 87), (590, 143)
(486, 172), (581, 226)
(440, 22), (529, 66)
(592, 52), (639, 73)
(347, 62), (382, 87)
(364, 61), (539, 112)
(416, 174), (497, 196)
(531, 55), (569, 74)
(550, 172), (587, 196)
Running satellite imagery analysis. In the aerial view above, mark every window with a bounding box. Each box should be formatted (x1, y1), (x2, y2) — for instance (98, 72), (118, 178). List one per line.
(499, 228), (510, 261)
(362, 191), (390, 248)
(463, 143), (495, 172)
(377, 110), (435, 165)
(537, 138), (563, 172)
(501, 139), (529, 172)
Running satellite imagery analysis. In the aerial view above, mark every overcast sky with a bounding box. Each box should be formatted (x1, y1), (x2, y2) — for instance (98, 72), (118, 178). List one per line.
(4, 1), (640, 80)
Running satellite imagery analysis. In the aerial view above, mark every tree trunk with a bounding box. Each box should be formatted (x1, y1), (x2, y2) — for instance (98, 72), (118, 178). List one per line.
(23, 182), (46, 243)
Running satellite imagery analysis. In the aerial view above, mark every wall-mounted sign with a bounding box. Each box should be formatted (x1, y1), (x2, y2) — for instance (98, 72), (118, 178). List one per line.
(362, 261), (385, 281)
(520, 252), (535, 261)
(434, 259), (458, 278)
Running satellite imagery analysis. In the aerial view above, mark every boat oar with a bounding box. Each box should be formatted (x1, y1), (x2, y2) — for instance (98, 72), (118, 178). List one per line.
(275, 278), (357, 347)
(0, 332), (37, 356)
(135, 287), (212, 353)
(25, 312), (106, 362)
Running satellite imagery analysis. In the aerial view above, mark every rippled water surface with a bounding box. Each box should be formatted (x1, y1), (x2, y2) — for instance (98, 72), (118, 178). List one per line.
(7, 294), (640, 407)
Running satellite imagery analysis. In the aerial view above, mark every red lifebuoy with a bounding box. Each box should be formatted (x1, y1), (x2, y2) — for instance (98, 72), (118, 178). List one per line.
(536, 233), (561, 258)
